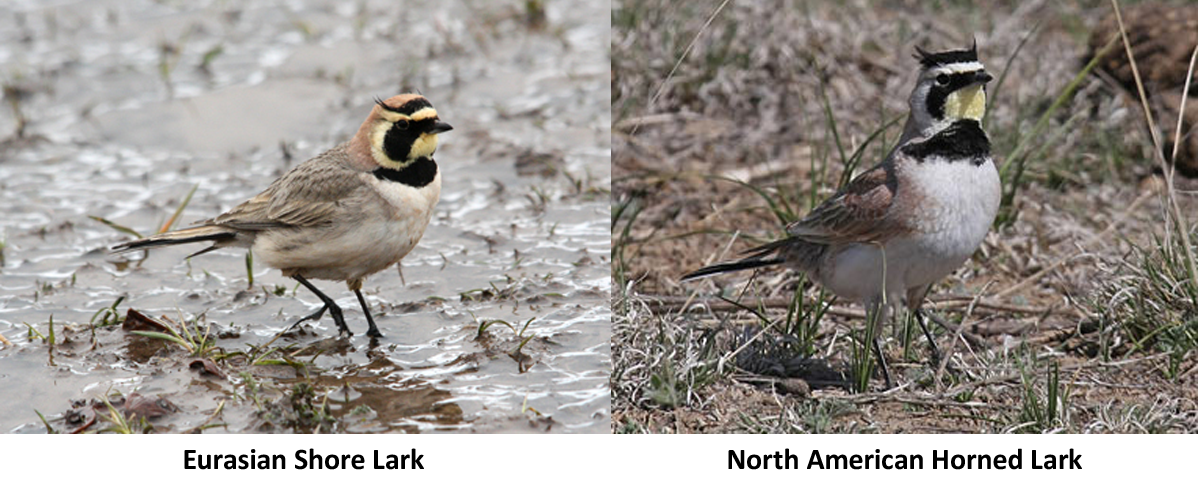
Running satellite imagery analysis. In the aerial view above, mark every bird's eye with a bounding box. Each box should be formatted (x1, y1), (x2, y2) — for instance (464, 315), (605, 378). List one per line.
(935, 74), (951, 86)
(394, 120), (410, 130)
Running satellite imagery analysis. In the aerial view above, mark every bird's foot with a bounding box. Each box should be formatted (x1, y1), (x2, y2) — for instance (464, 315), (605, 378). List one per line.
(287, 305), (329, 332)
(927, 341), (943, 366)
(327, 305), (352, 336)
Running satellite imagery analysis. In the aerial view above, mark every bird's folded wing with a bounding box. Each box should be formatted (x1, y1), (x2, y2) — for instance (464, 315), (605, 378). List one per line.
(785, 163), (907, 244)
(210, 159), (365, 230)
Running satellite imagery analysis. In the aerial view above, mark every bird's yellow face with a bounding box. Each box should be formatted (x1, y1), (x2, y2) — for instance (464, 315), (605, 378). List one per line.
(368, 95), (454, 170)
(943, 84), (986, 122)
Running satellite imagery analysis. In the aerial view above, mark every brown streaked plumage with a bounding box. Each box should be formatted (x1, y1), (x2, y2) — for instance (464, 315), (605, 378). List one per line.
(783, 164), (912, 245)
(112, 94), (453, 338)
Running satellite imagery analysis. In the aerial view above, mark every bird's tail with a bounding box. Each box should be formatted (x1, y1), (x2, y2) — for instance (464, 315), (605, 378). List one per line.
(111, 225), (237, 259)
(681, 239), (791, 281)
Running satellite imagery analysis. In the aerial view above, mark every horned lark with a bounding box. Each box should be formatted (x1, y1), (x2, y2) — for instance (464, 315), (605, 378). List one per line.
(685, 44), (999, 386)
(113, 94), (453, 338)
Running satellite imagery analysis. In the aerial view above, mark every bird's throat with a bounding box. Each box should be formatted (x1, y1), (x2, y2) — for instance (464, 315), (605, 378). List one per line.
(944, 86), (985, 122)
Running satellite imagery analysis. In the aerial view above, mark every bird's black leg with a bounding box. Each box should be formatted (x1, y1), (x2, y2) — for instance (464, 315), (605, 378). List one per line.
(354, 289), (382, 338)
(914, 308), (942, 365)
(866, 303), (893, 389)
(872, 335), (893, 390)
(292, 275), (351, 336)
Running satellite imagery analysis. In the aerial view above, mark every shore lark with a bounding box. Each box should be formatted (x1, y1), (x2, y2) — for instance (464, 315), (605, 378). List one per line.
(113, 94), (453, 338)
(685, 44), (1000, 387)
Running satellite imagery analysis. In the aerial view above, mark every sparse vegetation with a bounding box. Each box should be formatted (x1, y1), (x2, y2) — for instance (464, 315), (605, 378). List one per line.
(97, 393), (150, 434)
(128, 312), (218, 358)
(89, 296), (126, 327)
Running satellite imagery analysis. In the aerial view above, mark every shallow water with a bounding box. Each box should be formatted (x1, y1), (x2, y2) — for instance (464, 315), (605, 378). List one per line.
(0, 0), (610, 433)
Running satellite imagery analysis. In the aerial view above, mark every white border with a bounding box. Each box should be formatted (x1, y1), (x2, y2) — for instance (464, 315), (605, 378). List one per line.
(0, 434), (1192, 496)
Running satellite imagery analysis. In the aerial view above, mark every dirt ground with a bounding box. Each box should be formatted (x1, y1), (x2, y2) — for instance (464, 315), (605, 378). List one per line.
(613, 0), (1198, 433)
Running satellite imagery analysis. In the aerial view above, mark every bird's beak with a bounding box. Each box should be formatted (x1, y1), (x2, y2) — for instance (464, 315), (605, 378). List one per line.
(430, 121), (454, 134)
(973, 71), (993, 85)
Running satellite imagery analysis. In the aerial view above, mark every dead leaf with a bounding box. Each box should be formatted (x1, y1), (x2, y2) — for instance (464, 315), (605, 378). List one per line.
(189, 358), (226, 378)
(121, 308), (169, 333)
(65, 406), (96, 434)
(124, 393), (178, 419)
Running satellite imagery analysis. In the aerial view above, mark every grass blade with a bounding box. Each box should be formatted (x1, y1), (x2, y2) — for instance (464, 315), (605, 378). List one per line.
(89, 216), (143, 239)
(158, 183), (198, 234)
(984, 22), (1040, 129)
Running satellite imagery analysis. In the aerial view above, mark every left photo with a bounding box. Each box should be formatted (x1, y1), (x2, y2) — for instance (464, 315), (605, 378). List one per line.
(0, 0), (610, 433)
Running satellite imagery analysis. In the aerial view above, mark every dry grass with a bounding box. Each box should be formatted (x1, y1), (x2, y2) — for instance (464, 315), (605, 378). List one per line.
(612, 0), (1198, 433)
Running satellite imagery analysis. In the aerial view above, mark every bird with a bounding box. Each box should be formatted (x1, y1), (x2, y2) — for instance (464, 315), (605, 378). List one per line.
(684, 43), (1000, 388)
(112, 94), (453, 338)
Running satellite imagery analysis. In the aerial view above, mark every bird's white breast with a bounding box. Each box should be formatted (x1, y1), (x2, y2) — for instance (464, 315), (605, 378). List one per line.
(369, 171), (442, 221)
(820, 157), (1000, 304)
(366, 171), (441, 259)
(903, 156), (1000, 263)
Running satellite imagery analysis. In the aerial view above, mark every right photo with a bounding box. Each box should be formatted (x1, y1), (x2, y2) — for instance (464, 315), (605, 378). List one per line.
(613, 0), (1198, 433)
